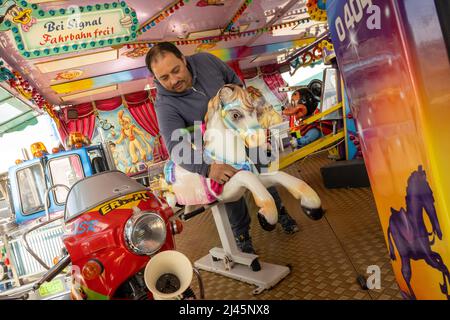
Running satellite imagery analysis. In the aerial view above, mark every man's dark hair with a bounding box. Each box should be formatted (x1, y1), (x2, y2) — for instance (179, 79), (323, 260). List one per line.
(145, 42), (183, 75)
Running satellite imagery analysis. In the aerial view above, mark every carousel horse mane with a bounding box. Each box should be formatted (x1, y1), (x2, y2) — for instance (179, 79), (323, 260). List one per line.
(246, 86), (269, 116)
(245, 86), (283, 129)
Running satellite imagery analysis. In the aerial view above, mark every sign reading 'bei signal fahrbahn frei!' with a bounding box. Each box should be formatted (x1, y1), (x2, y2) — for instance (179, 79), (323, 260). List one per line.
(0, 0), (139, 59)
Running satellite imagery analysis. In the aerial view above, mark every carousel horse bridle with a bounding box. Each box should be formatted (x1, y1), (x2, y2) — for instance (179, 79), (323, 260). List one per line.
(218, 85), (262, 146)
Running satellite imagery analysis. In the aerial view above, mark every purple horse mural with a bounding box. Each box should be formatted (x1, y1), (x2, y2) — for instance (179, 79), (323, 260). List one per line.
(387, 165), (450, 300)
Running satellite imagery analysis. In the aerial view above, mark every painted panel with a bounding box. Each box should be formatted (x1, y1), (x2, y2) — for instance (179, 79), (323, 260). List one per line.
(92, 106), (156, 174)
(328, 0), (450, 299)
(51, 67), (149, 94)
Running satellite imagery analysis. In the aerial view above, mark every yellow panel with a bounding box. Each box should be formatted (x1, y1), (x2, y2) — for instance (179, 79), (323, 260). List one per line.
(271, 131), (345, 171)
(51, 78), (95, 94)
(60, 85), (117, 102)
(302, 102), (342, 125)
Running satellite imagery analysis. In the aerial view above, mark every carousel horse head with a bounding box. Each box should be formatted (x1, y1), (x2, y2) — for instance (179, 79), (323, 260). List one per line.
(205, 84), (267, 149)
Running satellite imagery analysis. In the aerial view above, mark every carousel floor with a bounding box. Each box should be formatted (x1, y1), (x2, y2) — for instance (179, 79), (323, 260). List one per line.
(175, 153), (402, 300)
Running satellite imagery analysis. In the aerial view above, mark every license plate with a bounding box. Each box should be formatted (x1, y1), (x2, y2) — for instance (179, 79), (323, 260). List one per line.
(38, 278), (65, 297)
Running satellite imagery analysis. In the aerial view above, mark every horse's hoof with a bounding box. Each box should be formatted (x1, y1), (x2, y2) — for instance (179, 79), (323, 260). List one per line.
(257, 213), (276, 231)
(250, 258), (261, 272)
(301, 206), (324, 220)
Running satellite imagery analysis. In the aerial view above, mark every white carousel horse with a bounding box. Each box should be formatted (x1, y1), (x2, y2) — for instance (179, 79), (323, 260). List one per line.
(164, 84), (323, 228)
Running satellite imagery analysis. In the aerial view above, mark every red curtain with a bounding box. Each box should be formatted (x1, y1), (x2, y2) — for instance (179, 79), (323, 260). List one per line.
(56, 122), (69, 145)
(67, 114), (96, 140)
(57, 103), (96, 143)
(242, 63), (285, 79)
(95, 96), (122, 111)
(124, 91), (168, 160)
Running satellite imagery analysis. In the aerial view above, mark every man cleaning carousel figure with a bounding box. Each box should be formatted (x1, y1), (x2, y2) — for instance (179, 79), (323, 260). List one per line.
(146, 42), (300, 254)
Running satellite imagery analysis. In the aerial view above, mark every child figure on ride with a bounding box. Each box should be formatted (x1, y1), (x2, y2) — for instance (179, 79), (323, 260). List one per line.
(283, 84), (333, 149)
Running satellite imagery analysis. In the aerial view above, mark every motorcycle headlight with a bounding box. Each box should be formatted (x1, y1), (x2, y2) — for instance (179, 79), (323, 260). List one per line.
(124, 212), (167, 255)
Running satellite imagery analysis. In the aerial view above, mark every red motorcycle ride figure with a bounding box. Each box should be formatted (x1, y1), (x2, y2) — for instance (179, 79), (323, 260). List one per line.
(31, 171), (203, 300)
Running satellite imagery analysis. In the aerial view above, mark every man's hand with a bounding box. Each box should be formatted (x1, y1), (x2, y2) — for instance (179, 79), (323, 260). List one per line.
(208, 162), (238, 184)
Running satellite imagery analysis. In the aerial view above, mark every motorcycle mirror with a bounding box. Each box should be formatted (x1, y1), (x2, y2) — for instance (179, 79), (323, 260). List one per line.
(32, 255), (71, 291)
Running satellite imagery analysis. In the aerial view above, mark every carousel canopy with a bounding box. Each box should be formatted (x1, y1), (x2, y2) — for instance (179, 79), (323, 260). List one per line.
(0, 0), (327, 107)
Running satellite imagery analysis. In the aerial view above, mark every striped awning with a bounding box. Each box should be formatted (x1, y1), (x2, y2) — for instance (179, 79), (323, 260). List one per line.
(0, 86), (40, 137)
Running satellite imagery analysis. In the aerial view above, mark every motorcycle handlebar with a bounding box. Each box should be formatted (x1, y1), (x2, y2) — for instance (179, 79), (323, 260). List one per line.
(32, 255), (71, 291)
(180, 201), (219, 221)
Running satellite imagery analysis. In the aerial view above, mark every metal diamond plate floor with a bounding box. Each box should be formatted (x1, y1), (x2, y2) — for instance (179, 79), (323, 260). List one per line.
(175, 154), (402, 300)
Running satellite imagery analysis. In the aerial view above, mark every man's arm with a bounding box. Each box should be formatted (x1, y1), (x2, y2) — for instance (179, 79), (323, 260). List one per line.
(155, 102), (210, 176)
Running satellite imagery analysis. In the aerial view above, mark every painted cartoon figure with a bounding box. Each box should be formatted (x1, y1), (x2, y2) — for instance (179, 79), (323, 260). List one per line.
(282, 79), (335, 149)
(115, 110), (152, 164)
(283, 88), (315, 121)
(108, 142), (132, 174)
(387, 166), (450, 300)
(196, 0), (225, 7)
(283, 87), (321, 148)
(0, 1), (36, 32)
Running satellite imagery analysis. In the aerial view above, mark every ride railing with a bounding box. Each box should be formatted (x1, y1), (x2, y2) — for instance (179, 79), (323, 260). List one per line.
(4, 220), (65, 279)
